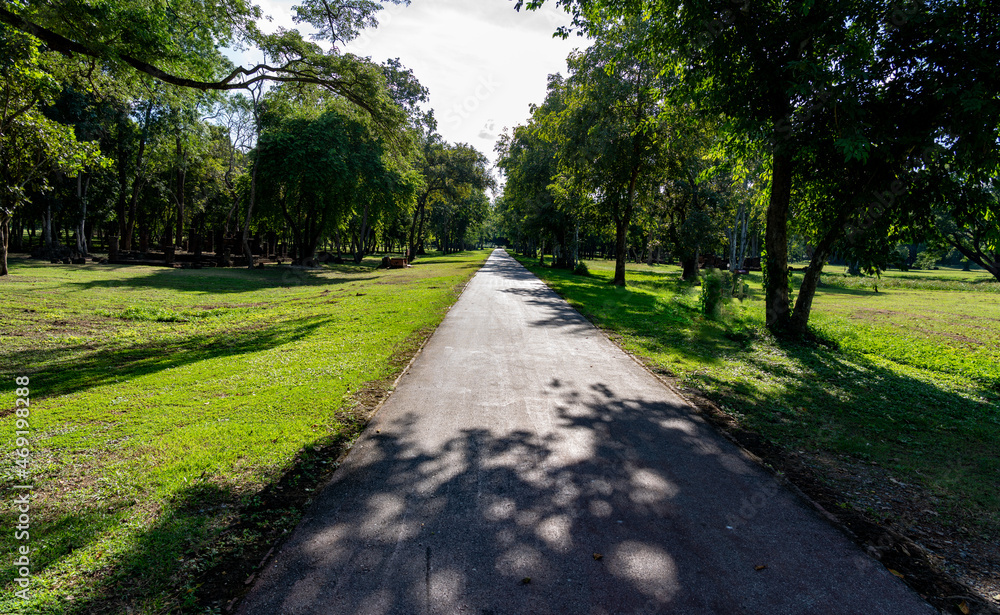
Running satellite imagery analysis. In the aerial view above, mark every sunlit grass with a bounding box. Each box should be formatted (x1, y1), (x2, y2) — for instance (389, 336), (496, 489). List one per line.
(0, 251), (488, 613)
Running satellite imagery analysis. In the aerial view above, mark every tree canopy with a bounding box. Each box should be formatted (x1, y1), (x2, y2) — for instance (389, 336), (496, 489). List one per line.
(513, 0), (1000, 334)
(0, 0), (408, 125)
(0, 2), (493, 277)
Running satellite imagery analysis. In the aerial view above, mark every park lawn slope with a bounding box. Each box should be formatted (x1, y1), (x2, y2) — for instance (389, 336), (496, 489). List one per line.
(0, 250), (488, 614)
(516, 255), (1000, 606)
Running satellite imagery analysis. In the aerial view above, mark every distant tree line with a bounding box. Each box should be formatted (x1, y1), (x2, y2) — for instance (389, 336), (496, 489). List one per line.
(0, 0), (494, 276)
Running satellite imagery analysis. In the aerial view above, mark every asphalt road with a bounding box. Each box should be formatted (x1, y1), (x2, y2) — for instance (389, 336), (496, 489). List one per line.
(238, 249), (935, 615)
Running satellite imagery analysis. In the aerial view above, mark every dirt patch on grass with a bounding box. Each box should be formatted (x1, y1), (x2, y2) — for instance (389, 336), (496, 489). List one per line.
(645, 365), (1000, 615)
(905, 326), (985, 346)
(854, 308), (901, 317)
(195, 303), (268, 310)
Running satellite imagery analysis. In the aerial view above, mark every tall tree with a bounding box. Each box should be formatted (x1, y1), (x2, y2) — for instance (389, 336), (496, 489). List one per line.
(495, 75), (575, 268)
(407, 137), (492, 259)
(0, 24), (100, 275)
(519, 0), (1000, 334)
(256, 99), (407, 264)
(555, 19), (673, 285)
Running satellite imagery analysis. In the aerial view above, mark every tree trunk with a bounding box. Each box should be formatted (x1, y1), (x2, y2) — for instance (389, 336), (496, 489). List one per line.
(788, 236), (836, 336)
(114, 119), (128, 252)
(138, 224), (150, 252)
(193, 215), (203, 259)
(407, 194), (428, 261)
(415, 202), (427, 256)
(124, 101), (153, 251)
(241, 159), (258, 268)
(42, 205), (53, 251)
(950, 242), (1000, 282)
(765, 151), (793, 332)
(612, 166), (640, 286)
(0, 213), (10, 276)
(332, 229), (344, 258)
(162, 231), (174, 264)
(10, 216), (22, 251)
(354, 199), (370, 264)
(174, 134), (186, 248)
(76, 174), (89, 256)
(681, 254), (698, 280)
(612, 216), (628, 286)
(787, 204), (859, 335)
(737, 211), (749, 269)
(573, 222), (579, 269)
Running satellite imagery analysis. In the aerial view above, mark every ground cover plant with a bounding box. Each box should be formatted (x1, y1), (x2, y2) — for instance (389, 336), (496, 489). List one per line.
(0, 250), (488, 614)
(516, 255), (1000, 612)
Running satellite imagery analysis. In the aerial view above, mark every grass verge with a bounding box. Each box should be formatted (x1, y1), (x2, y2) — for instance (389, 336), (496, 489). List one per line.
(516, 254), (1000, 614)
(0, 250), (489, 614)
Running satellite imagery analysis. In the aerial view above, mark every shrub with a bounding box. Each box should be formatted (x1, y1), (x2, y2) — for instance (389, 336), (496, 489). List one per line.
(893, 245), (911, 271)
(731, 273), (750, 300)
(573, 260), (590, 276)
(914, 248), (942, 270)
(700, 268), (730, 317)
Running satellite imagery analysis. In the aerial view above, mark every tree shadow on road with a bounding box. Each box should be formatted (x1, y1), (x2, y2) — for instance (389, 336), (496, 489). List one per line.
(235, 378), (919, 615)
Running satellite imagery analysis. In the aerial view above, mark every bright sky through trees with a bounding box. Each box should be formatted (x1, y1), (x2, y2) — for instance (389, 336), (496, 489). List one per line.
(240, 0), (585, 168)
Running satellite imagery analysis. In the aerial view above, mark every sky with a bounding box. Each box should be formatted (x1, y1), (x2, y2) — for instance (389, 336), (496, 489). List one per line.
(240, 0), (588, 168)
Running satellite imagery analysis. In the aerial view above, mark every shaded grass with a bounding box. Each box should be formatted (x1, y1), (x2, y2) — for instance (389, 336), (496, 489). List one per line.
(516, 256), (1000, 532)
(0, 251), (489, 614)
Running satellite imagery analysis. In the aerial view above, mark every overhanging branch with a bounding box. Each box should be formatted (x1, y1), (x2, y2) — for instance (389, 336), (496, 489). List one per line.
(0, 7), (378, 116)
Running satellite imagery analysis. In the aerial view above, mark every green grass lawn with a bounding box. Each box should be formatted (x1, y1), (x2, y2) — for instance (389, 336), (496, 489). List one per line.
(517, 256), (1000, 537)
(810, 263), (999, 293)
(0, 250), (488, 614)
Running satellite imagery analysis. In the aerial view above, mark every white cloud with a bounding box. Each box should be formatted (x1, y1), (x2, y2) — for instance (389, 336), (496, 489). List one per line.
(345, 0), (585, 165)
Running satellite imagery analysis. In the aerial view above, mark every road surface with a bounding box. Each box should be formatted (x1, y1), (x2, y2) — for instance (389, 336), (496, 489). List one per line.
(238, 249), (934, 615)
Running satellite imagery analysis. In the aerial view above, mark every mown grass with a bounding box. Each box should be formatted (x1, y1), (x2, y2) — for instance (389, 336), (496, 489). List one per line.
(516, 256), (1000, 535)
(815, 265), (999, 293)
(0, 250), (488, 614)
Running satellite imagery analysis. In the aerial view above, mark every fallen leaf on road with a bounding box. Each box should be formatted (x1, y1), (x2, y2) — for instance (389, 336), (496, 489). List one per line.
(958, 601), (970, 614)
(888, 569), (904, 579)
(521, 577), (531, 585)
(593, 553), (603, 561)
(754, 565), (766, 571)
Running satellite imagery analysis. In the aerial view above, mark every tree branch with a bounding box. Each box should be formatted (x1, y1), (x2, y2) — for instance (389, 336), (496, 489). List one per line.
(0, 7), (379, 116)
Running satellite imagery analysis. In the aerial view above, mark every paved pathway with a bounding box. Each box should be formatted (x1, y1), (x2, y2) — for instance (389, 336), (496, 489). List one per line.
(239, 249), (934, 615)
